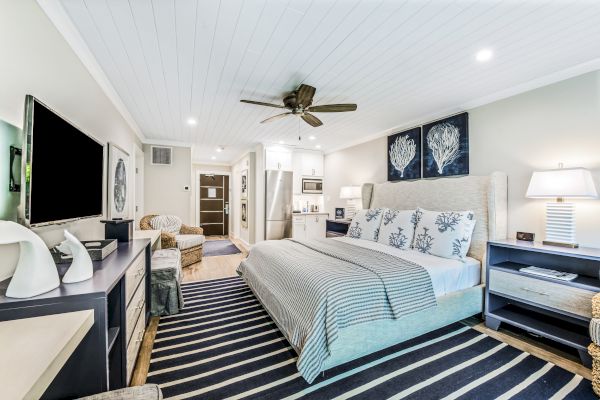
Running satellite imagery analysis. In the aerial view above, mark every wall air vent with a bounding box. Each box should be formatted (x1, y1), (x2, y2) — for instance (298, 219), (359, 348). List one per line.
(151, 146), (172, 165)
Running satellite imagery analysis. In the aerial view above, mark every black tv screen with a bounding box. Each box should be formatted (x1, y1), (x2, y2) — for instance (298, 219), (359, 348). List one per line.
(24, 96), (104, 226)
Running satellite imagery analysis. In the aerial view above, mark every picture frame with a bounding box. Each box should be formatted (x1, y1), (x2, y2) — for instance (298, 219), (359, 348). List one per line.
(423, 112), (469, 178)
(241, 199), (248, 229)
(387, 127), (421, 181)
(335, 208), (345, 220)
(241, 169), (248, 199)
(107, 143), (130, 220)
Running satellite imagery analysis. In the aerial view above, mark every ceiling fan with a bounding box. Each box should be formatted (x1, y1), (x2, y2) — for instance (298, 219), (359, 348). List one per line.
(240, 84), (357, 127)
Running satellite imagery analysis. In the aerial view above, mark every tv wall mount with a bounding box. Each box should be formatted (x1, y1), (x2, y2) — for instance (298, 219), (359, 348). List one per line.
(9, 145), (21, 192)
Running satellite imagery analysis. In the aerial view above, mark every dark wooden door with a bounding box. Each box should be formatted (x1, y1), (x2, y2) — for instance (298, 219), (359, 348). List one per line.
(199, 174), (229, 236)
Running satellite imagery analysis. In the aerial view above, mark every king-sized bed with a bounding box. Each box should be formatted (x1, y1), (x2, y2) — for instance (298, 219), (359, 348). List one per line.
(237, 172), (507, 383)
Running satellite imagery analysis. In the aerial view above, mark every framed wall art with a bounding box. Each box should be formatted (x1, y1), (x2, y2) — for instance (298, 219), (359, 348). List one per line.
(387, 127), (421, 181)
(422, 112), (469, 178)
(107, 143), (130, 219)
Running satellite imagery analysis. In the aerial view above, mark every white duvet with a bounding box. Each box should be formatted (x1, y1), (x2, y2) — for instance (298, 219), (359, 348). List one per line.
(333, 236), (481, 297)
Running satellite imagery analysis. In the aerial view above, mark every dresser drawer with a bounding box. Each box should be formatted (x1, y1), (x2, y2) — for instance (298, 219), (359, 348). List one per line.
(489, 269), (595, 318)
(126, 311), (146, 384)
(125, 253), (145, 306)
(125, 280), (146, 345)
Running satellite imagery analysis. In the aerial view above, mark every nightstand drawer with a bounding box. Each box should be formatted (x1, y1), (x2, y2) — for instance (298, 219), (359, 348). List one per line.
(489, 269), (595, 318)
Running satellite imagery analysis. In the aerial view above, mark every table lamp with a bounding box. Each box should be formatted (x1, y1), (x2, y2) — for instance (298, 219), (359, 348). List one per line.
(339, 186), (362, 219)
(526, 165), (597, 248)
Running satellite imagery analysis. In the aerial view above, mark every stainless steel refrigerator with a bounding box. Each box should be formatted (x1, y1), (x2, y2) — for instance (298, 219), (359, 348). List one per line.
(265, 170), (293, 240)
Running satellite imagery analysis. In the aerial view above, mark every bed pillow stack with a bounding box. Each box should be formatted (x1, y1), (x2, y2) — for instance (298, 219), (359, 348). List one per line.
(411, 208), (476, 260)
(346, 208), (385, 241)
(376, 209), (418, 250)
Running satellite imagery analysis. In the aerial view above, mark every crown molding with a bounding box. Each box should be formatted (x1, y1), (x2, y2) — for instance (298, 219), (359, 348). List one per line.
(37, 0), (145, 142)
(325, 61), (600, 155)
(144, 139), (193, 148)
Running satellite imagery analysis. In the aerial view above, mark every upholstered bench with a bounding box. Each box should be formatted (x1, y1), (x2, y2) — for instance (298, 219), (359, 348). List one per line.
(76, 384), (162, 399)
(150, 248), (184, 316)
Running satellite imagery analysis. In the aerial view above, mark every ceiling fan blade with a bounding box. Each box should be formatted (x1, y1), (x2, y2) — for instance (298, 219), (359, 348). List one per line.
(296, 84), (316, 107)
(301, 112), (323, 127)
(260, 112), (292, 123)
(307, 104), (357, 112)
(240, 99), (285, 108)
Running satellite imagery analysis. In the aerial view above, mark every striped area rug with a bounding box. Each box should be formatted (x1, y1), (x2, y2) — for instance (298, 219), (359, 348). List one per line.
(147, 277), (595, 399)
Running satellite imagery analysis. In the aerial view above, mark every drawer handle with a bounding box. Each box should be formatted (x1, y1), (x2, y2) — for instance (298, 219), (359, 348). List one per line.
(521, 287), (550, 296)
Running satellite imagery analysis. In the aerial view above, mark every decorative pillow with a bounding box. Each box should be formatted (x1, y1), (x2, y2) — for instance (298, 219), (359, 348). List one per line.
(376, 209), (416, 250)
(150, 215), (182, 234)
(347, 208), (386, 242)
(412, 208), (476, 260)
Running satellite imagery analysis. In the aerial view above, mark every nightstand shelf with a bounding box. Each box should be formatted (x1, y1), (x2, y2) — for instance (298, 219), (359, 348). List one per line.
(326, 219), (351, 237)
(486, 239), (600, 367)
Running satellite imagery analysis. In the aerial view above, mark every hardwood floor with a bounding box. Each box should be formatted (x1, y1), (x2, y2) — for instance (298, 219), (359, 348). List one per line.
(131, 237), (592, 386)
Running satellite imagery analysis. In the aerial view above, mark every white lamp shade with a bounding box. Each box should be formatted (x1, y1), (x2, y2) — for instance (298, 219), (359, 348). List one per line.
(526, 167), (598, 199)
(339, 185), (361, 199)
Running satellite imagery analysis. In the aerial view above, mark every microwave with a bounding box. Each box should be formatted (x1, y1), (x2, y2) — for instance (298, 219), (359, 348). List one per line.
(302, 178), (323, 194)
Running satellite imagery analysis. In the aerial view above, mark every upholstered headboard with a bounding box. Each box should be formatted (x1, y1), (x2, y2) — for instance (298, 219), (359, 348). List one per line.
(362, 172), (508, 266)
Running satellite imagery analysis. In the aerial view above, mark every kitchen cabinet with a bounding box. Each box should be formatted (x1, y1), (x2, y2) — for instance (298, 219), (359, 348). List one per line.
(292, 214), (328, 240)
(265, 148), (293, 171)
(292, 150), (323, 194)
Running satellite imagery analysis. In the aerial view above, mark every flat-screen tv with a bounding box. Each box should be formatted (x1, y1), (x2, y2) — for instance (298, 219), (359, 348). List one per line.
(21, 95), (104, 226)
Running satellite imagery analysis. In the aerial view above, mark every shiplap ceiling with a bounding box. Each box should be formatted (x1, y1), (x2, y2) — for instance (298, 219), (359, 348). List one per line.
(51, 0), (600, 163)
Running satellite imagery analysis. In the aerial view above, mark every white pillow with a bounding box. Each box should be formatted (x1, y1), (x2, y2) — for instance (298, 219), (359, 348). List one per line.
(377, 209), (416, 250)
(412, 208), (476, 260)
(347, 208), (386, 242)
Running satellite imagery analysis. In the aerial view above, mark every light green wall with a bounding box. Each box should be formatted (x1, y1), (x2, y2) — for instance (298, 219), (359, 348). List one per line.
(0, 119), (21, 221)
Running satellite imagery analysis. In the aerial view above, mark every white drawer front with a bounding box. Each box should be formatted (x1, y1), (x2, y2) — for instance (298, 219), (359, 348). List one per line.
(125, 253), (145, 306)
(489, 269), (595, 318)
(126, 280), (146, 345)
(126, 311), (146, 384)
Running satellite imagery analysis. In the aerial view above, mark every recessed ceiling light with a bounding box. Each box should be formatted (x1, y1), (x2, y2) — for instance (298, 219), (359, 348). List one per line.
(211, 156), (216, 160)
(309, 135), (316, 141)
(475, 48), (493, 62)
(216, 146), (224, 152)
(187, 117), (197, 126)
(279, 140), (285, 144)
(315, 144), (321, 149)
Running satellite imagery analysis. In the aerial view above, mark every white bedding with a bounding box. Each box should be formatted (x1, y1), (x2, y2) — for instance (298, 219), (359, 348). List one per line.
(332, 236), (481, 297)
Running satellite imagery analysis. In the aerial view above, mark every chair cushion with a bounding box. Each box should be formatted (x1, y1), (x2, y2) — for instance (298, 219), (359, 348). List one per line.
(150, 215), (182, 234)
(175, 234), (205, 250)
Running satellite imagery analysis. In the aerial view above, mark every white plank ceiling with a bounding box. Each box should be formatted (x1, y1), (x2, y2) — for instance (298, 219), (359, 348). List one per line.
(55, 0), (600, 163)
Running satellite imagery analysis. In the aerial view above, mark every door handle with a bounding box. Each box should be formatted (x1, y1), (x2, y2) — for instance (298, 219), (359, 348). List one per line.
(224, 203), (229, 215)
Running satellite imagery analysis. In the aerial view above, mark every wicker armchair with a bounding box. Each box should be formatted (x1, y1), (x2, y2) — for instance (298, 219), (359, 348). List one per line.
(588, 293), (600, 396)
(140, 214), (204, 267)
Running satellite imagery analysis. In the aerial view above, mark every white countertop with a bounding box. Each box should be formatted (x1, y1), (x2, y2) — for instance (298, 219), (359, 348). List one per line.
(293, 212), (329, 215)
(0, 310), (94, 400)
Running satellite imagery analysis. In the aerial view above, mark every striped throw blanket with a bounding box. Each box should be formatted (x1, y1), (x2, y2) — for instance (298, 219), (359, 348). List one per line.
(236, 238), (436, 383)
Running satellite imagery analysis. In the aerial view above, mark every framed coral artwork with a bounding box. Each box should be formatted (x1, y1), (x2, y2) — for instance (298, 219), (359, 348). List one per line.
(387, 127), (421, 181)
(422, 112), (469, 178)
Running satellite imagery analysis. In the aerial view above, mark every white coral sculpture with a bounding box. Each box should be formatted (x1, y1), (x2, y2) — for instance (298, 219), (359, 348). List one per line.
(389, 135), (416, 178)
(427, 122), (461, 174)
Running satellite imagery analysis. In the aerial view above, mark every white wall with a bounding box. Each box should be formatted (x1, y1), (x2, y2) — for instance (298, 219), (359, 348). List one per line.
(143, 145), (192, 225)
(0, 0), (142, 280)
(325, 71), (600, 248)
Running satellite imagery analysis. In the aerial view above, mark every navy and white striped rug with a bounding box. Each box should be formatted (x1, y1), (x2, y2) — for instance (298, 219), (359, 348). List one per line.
(147, 277), (595, 399)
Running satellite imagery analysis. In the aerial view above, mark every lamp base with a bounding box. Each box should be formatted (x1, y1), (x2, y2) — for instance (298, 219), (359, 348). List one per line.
(544, 202), (577, 248)
(542, 240), (579, 249)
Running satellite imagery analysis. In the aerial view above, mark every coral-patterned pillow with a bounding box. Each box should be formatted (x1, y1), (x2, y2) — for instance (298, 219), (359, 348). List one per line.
(346, 208), (386, 242)
(412, 208), (476, 260)
(376, 209), (416, 250)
